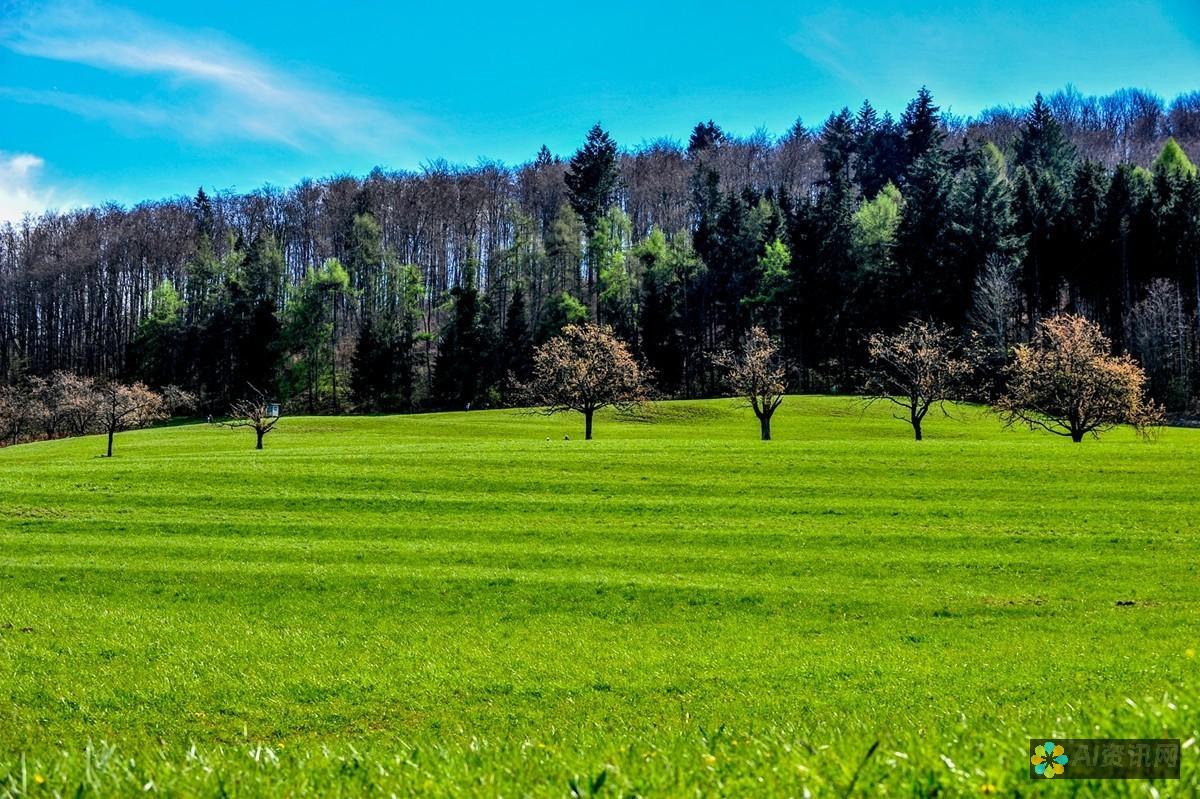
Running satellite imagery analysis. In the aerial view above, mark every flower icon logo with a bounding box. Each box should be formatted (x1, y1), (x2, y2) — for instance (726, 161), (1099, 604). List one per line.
(1031, 741), (1068, 778)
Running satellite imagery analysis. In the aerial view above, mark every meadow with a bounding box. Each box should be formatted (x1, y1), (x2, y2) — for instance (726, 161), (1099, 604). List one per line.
(0, 397), (1197, 797)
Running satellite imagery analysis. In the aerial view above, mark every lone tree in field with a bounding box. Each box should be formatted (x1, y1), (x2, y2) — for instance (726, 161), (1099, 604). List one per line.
(527, 323), (647, 440)
(217, 387), (282, 450)
(96, 382), (191, 457)
(715, 326), (788, 441)
(865, 320), (975, 440)
(998, 314), (1163, 443)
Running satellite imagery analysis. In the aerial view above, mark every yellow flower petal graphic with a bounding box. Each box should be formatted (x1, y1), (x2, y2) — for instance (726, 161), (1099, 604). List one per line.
(1051, 762), (1064, 775)
(1030, 754), (1045, 765)
(1044, 767), (1056, 779)
(1052, 745), (1064, 758)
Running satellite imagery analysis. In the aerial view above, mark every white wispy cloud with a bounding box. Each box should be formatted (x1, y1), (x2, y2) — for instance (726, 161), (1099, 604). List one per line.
(0, 152), (80, 223)
(786, 11), (873, 91)
(787, 8), (962, 97)
(0, 0), (420, 153)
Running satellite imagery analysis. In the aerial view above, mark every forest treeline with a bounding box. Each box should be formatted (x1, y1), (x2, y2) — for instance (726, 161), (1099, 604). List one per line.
(2, 85), (1200, 413)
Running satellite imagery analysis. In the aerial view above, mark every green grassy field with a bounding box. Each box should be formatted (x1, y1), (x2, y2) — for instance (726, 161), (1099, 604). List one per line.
(1, 397), (1197, 797)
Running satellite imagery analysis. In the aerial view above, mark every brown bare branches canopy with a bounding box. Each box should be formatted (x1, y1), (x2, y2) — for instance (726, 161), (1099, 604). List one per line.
(1, 373), (103, 446)
(0, 386), (33, 445)
(526, 323), (648, 440)
(96, 382), (193, 457)
(217, 387), (282, 449)
(715, 326), (788, 440)
(29, 372), (100, 438)
(997, 314), (1164, 442)
(0, 375), (193, 453)
(865, 321), (975, 440)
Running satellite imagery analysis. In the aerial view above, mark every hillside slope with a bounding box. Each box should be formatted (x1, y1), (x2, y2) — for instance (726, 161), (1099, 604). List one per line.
(1, 397), (1198, 795)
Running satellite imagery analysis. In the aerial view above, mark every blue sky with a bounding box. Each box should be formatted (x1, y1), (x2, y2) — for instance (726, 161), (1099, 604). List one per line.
(1, 0), (1199, 220)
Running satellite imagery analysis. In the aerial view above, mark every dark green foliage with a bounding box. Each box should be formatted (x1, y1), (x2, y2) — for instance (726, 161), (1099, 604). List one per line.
(1066, 161), (1110, 314)
(501, 282), (533, 388)
(283, 259), (352, 412)
(819, 108), (856, 183)
(949, 143), (1024, 317)
(565, 123), (619, 234)
(855, 104), (905, 197)
(849, 183), (904, 338)
(232, 232), (284, 397)
(1014, 93), (1076, 181)
(709, 192), (768, 343)
(895, 148), (958, 319)
(347, 212), (384, 299)
(192, 187), (214, 241)
(1013, 163), (1070, 315)
(433, 281), (493, 408)
(535, 291), (589, 344)
(687, 120), (725, 154)
(900, 87), (944, 177)
(1152, 140), (1200, 307)
(636, 230), (693, 394)
(1095, 165), (1149, 336)
(1010, 95), (1079, 317)
(128, 281), (186, 388)
(784, 164), (859, 388)
(350, 315), (388, 410)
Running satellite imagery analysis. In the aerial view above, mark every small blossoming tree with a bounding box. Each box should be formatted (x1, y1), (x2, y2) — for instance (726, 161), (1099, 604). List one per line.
(997, 314), (1164, 442)
(96, 381), (193, 457)
(526, 323), (648, 440)
(865, 320), (975, 440)
(715, 326), (788, 441)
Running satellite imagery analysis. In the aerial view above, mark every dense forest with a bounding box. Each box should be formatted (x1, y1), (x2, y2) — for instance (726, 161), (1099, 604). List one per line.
(3, 85), (1200, 413)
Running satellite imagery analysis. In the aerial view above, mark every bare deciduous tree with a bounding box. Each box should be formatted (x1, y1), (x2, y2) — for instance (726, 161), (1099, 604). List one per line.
(96, 382), (192, 457)
(2, 372), (100, 446)
(0, 385), (34, 445)
(865, 320), (975, 440)
(969, 255), (1021, 359)
(217, 387), (282, 449)
(59, 375), (102, 437)
(998, 314), (1164, 442)
(29, 371), (97, 439)
(1126, 279), (1193, 408)
(526, 323), (648, 439)
(29, 373), (67, 439)
(715, 326), (787, 440)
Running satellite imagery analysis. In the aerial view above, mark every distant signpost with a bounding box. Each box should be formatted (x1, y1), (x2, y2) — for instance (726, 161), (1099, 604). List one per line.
(267, 403), (281, 418)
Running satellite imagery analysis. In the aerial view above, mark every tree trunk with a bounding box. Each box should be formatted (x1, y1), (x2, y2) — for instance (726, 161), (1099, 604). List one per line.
(256, 428), (265, 450)
(913, 418), (923, 441)
(1070, 414), (1086, 443)
(106, 429), (114, 457)
(760, 414), (771, 441)
(331, 296), (339, 414)
(584, 409), (593, 440)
